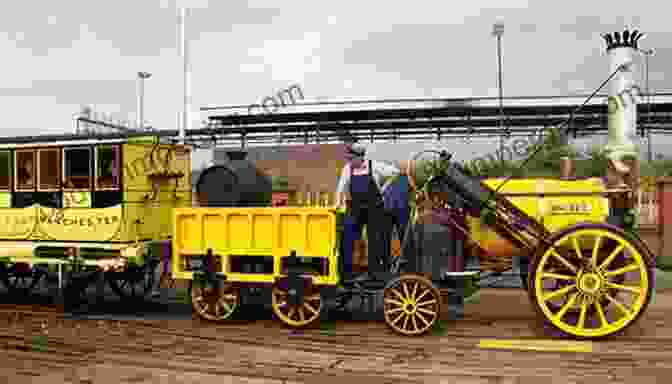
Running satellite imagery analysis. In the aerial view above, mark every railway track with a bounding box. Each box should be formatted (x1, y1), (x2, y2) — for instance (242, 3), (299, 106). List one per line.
(0, 289), (671, 383)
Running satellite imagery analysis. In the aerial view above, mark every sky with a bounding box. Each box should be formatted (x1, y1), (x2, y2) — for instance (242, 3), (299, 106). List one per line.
(0, 0), (670, 169)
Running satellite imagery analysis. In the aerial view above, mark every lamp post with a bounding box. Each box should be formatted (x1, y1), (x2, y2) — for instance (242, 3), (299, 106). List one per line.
(492, 22), (505, 164)
(640, 48), (654, 162)
(137, 71), (152, 130)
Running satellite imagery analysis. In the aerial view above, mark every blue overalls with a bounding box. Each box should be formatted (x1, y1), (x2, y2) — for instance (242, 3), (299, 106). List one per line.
(342, 160), (391, 279)
(383, 175), (411, 242)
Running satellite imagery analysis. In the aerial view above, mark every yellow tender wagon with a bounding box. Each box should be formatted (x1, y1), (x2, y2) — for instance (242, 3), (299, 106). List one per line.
(173, 207), (338, 326)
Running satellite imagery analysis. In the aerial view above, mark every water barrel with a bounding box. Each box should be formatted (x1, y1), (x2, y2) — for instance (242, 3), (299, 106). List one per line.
(195, 151), (272, 207)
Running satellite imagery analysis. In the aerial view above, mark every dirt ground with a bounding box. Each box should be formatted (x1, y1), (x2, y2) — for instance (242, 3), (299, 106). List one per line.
(1, 288), (671, 384)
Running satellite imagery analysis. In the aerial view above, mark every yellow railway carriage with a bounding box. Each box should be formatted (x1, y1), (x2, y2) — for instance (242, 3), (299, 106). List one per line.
(0, 137), (191, 300)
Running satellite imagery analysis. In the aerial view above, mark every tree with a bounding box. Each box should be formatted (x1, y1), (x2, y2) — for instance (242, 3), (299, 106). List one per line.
(521, 127), (575, 177)
(412, 127), (672, 188)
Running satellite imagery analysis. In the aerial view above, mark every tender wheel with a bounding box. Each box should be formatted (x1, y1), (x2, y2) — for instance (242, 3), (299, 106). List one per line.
(191, 281), (240, 321)
(528, 223), (654, 339)
(383, 274), (441, 336)
(271, 284), (323, 328)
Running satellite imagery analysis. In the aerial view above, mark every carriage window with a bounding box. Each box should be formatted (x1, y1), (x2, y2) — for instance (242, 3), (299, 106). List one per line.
(38, 148), (60, 190)
(96, 145), (119, 190)
(15, 150), (35, 191)
(64, 148), (91, 190)
(0, 151), (11, 190)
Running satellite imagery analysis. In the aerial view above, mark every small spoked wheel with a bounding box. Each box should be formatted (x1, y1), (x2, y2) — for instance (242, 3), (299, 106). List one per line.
(529, 223), (654, 339)
(271, 284), (323, 328)
(383, 274), (441, 336)
(191, 282), (240, 321)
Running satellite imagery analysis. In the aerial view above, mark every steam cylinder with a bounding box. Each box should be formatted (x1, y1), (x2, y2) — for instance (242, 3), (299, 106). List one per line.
(196, 151), (272, 207)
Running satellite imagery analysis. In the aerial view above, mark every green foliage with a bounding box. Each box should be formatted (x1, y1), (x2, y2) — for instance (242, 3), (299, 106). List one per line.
(517, 127), (574, 178)
(573, 145), (610, 178)
(413, 126), (672, 180)
(414, 156), (451, 187)
(640, 157), (672, 178)
(456, 127), (573, 179)
(462, 158), (525, 178)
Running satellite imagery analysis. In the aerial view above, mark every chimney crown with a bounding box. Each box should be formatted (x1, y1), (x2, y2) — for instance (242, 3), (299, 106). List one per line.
(603, 29), (644, 52)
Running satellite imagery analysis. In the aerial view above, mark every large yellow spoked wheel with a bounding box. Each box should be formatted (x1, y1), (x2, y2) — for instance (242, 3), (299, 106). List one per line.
(529, 223), (654, 339)
(191, 282), (240, 322)
(271, 284), (323, 328)
(383, 274), (442, 336)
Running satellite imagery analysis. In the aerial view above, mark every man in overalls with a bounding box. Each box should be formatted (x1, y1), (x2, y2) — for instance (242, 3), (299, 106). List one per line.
(336, 143), (400, 281)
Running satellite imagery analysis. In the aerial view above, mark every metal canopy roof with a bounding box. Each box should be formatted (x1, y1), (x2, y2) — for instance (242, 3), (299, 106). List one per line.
(207, 102), (672, 126)
(0, 97), (671, 146)
(202, 101), (672, 144)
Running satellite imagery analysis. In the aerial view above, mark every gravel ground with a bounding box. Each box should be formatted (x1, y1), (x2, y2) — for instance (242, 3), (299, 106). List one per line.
(0, 287), (670, 383)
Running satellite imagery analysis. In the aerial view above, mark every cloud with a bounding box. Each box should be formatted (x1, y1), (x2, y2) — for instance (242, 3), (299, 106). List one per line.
(245, 32), (323, 82)
(0, 79), (135, 105)
(0, 1), (282, 59)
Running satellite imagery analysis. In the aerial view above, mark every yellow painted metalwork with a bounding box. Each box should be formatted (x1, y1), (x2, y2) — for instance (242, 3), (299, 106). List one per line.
(0, 192), (10, 208)
(121, 143), (192, 242)
(172, 207), (339, 285)
(470, 178), (610, 257)
(0, 244), (34, 259)
(0, 141), (191, 266)
(0, 204), (122, 242)
(478, 338), (593, 353)
(531, 226), (652, 338)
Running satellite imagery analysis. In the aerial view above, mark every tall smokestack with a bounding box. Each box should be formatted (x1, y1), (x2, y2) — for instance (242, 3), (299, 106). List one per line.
(602, 29), (646, 230)
(603, 29), (644, 162)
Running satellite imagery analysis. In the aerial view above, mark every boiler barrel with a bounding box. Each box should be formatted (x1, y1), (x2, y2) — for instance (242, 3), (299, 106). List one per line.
(469, 177), (610, 258)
